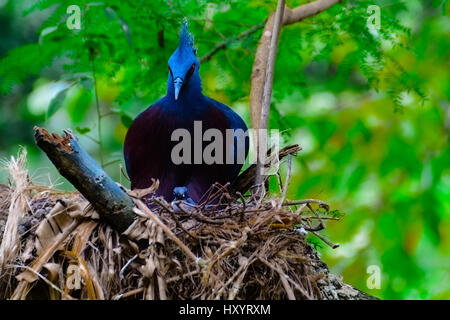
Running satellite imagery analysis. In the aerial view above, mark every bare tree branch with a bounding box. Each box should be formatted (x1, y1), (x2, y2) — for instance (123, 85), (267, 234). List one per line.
(33, 127), (136, 233)
(283, 0), (342, 26)
(199, 23), (265, 63)
(254, 0), (285, 187)
(250, 0), (342, 129)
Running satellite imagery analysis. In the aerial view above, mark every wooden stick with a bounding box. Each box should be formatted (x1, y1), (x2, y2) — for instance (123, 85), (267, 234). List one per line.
(255, 0), (285, 188)
(134, 200), (199, 263)
(34, 127), (135, 233)
(250, 0), (342, 129)
(232, 144), (301, 196)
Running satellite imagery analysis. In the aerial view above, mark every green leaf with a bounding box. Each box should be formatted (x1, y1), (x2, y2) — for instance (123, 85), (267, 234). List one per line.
(347, 164), (366, 190)
(103, 7), (132, 45)
(68, 88), (92, 123)
(75, 126), (91, 135)
(80, 78), (94, 91)
(120, 113), (133, 128)
(38, 26), (57, 46)
(47, 88), (69, 118)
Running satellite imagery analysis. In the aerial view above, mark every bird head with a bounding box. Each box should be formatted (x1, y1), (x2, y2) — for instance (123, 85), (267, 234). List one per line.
(173, 186), (189, 200)
(168, 19), (200, 100)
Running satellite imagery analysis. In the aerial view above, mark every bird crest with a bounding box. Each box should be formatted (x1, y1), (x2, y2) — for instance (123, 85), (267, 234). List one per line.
(179, 18), (197, 56)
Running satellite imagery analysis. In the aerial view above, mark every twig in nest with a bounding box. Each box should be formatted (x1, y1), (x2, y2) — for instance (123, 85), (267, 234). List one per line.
(134, 200), (200, 264)
(311, 231), (339, 249)
(283, 199), (331, 232)
(213, 251), (258, 299)
(119, 254), (137, 280)
(166, 270), (201, 283)
(113, 287), (144, 300)
(201, 227), (251, 286)
(303, 203), (325, 232)
(278, 154), (292, 207)
(276, 172), (284, 194)
(258, 257), (312, 300)
(304, 216), (340, 221)
(282, 199), (329, 210)
(127, 180), (159, 199)
(198, 182), (230, 208)
(13, 265), (76, 300)
(189, 211), (227, 225)
(170, 200), (226, 225)
(152, 197), (198, 240)
(236, 191), (246, 222)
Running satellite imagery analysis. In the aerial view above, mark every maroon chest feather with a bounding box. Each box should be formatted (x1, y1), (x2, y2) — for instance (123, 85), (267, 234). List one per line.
(124, 103), (234, 202)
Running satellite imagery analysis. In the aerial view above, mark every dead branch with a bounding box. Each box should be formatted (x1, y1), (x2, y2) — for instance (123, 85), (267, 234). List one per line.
(283, 0), (342, 26)
(250, 0), (342, 129)
(254, 0), (286, 188)
(33, 127), (135, 233)
(251, 0), (342, 187)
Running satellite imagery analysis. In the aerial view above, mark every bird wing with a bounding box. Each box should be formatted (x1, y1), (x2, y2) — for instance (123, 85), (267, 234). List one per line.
(124, 101), (190, 198)
(204, 97), (249, 181)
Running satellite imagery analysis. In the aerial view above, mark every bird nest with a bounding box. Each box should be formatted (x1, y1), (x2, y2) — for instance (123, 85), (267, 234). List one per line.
(0, 150), (373, 300)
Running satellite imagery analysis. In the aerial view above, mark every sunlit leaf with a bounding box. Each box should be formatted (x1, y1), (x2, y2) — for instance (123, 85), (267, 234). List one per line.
(75, 126), (91, 135)
(47, 88), (69, 118)
(120, 113), (133, 128)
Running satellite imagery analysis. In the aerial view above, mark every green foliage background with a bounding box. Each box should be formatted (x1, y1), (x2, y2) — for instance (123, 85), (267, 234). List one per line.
(0, 0), (449, 299)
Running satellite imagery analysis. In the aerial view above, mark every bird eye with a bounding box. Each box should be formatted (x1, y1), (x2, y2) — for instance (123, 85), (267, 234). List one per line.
(189, 64), (195, 74)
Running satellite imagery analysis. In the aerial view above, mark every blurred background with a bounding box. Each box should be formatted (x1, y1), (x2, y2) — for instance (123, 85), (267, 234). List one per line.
(0, 0), (448, 299)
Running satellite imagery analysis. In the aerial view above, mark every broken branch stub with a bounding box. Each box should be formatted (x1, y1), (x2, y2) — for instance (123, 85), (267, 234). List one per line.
(33, 127), (135, 233)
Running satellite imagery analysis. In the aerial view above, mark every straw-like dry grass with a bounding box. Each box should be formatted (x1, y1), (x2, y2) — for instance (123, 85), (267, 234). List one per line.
(0, 150), (376, 300)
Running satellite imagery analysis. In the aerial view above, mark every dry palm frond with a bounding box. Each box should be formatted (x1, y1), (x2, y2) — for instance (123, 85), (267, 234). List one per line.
(0, 149), (31, 287)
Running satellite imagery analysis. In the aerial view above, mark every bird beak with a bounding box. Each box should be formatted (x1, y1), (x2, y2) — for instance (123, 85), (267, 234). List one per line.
(174, 77), (183, 100)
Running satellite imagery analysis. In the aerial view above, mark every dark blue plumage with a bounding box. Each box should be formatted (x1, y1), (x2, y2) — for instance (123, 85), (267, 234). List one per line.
(124, 21), (248, 203)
